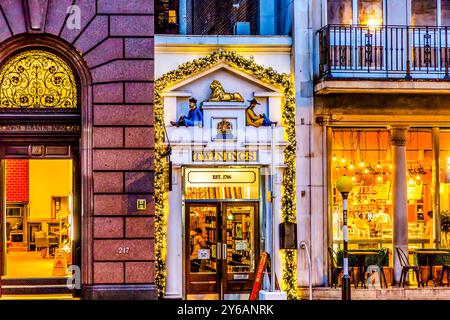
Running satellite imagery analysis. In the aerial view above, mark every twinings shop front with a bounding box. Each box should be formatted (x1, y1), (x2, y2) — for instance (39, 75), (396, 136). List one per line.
(157, 52), (294, 300)
(329, 127), (450, 284)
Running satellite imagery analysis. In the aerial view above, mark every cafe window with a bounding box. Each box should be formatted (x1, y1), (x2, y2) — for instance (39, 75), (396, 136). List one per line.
(331, 129), (393, 250)
(440, 131), (450, 248)
(406, 130), (433, 249)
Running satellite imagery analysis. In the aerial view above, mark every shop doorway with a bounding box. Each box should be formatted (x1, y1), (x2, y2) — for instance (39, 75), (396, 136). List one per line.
(0, 143), (81, 295)
(186, 202), (259, 298)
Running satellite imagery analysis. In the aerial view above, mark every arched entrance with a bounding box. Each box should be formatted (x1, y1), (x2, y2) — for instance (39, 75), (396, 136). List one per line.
(0, 44), (87, 297)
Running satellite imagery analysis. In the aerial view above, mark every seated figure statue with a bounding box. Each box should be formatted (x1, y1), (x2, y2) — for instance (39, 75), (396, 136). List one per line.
(245, 98), (277, 127)
(170, 97), (203, 127)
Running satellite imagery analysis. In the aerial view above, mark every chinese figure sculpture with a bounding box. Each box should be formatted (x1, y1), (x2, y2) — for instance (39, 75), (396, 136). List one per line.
(170, 97), (203, 127)
(245, 98), (277, 127)
(207, 80), (244, 102)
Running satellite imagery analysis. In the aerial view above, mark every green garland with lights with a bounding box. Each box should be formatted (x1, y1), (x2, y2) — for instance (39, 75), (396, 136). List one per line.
(154, 50), (297, 299)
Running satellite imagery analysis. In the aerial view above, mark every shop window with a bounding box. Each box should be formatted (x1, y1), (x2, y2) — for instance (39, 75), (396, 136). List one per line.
(406, 130), (433, 249)
(327, 0), (353, 24)
(412, 0), (437, 26)
(331, 129), (393, 250)
(440, 131), (450, 248)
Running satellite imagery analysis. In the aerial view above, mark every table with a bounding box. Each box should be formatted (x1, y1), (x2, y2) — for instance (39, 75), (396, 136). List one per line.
(413, 250), (450, 286)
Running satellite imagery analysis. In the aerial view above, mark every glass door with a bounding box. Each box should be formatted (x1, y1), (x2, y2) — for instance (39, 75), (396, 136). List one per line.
(222, 202), (259, 293)
(186, 203), (221, 294)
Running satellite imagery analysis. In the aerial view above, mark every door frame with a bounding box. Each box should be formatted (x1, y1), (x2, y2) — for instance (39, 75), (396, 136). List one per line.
(0, 137), (81, 296)
(184, 200), (260, 297)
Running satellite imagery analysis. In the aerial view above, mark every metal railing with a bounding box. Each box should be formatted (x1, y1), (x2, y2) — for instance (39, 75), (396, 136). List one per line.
(318, 24), (450, 79)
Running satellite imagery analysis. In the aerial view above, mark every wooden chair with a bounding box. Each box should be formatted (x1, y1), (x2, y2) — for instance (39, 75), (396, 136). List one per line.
(396, 247), (422, 287)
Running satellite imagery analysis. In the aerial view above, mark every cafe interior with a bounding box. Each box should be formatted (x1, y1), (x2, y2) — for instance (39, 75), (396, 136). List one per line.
(329, 129), (450, 288)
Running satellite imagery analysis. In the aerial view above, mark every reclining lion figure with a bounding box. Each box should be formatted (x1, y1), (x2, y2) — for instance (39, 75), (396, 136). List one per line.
(207, 80), (244, 102)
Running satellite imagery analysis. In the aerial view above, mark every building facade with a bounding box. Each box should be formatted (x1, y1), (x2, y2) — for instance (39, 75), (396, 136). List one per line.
(154, 0), (298, 299)
(0, 1), (155, 300)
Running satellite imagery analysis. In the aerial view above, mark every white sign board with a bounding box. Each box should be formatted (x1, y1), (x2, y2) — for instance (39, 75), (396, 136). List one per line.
(198, 249), (210, 260)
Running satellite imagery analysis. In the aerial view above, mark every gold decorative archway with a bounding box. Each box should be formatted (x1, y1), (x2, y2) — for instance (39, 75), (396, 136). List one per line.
(154, 51), (297, 299)
(0, 50), (77, 109)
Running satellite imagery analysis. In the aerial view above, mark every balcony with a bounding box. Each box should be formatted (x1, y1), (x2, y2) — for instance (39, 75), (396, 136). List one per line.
(316, 25), (450, 94)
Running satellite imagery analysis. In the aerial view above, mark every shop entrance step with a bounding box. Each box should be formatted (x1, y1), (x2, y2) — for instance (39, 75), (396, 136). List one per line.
(1, 278), (73, 295)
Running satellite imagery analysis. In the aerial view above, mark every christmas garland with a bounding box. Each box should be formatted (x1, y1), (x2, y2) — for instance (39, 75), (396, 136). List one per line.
(154, 50), (297, 299)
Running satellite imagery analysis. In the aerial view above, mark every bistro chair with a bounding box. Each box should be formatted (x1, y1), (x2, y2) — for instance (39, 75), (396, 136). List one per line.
(438, 253), (450, 287)
(328, 247), (342, 288)
(328, 247), (355, 288)
(396, 247), (422, 287)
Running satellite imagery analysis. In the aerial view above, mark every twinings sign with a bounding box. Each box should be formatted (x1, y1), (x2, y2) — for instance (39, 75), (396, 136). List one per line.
(192, 150), (258, 162)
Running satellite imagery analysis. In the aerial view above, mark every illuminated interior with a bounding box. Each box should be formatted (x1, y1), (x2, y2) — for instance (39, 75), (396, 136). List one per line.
(331, 129), (437, 252)
(4, 159), (73, 278)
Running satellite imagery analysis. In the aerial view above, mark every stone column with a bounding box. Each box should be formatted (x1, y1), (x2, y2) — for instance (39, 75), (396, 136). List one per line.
(390, 126), (409, 283)
(165, 168), (183, 299)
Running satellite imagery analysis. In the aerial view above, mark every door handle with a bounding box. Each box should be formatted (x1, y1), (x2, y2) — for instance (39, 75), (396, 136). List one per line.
(216, 242), (222, 260)
(222, 243), (227, 261)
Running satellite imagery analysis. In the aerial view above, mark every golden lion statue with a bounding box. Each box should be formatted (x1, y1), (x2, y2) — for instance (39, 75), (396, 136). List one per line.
(207, 80), (244, 102)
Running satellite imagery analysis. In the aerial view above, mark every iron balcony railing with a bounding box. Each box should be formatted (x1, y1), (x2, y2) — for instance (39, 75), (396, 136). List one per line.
(318, 24), (450, 79)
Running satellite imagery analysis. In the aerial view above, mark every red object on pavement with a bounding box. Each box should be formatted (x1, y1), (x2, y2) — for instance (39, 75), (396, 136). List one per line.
(249, 251), (268, 300)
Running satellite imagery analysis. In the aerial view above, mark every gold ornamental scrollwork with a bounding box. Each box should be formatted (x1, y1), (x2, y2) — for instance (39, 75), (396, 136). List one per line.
(30, 145), (44, 156)
(0, 50), (77, 109)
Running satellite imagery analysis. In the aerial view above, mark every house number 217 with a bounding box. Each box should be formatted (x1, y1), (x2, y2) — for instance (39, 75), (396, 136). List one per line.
(118, 247), (130, 254)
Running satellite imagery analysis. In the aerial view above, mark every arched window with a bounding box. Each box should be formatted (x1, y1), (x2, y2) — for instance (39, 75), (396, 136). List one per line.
(0, 50), (77, 110)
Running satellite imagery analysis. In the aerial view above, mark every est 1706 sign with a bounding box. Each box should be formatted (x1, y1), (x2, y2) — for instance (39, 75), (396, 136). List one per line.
(192, 150), (258, 162)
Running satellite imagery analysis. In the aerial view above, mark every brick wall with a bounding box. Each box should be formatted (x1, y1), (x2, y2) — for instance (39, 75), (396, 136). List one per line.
(0, 0), (155, 299)
(192, 0), (259, 35)
(5, 160), (29, 203)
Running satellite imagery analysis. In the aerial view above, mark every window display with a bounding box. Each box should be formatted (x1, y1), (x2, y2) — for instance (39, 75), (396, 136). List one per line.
(331, 129), (432, 251)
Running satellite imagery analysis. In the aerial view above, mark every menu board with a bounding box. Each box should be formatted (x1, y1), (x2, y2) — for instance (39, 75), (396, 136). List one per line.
(407, 182), (423, 200)
(354, 181), (391, 201)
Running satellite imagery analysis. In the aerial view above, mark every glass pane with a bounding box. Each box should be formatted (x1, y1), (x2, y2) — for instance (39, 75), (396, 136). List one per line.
(331, 129), (393, 251)
(358, 0), (383, 26)
(440, 131), (450, 249)
(406, 130), (433, 249)
(412, 0), (437, 26)
(184, 168), (259, 200)
(225, 205), (255, 274)
(442, 0), (450, 26)
(189, 206), (217, 274)
(328, 0), (353, 24)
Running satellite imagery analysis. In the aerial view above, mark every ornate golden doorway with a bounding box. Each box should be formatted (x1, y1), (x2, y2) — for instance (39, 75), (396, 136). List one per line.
(0, 49), (81, 296)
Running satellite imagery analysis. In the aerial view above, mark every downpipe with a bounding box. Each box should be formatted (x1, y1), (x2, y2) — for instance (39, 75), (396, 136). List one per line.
(299, 240), (312, 300)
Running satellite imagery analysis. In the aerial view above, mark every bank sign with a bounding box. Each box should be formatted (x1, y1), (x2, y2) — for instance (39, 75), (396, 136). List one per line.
(192, 150), (258, 162)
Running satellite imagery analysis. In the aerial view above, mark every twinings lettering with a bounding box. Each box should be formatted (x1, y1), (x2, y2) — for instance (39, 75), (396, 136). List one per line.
(192, 151), (257, 162)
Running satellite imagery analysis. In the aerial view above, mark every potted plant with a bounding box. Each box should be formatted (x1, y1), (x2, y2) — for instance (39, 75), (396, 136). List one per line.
(441, 210), (450, 248)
